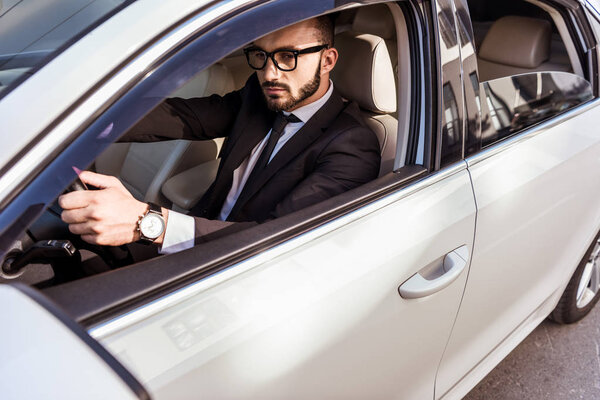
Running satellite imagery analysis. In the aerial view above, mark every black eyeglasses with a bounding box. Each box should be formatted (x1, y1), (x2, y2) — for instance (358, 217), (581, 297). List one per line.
(243, 44), (330, 71)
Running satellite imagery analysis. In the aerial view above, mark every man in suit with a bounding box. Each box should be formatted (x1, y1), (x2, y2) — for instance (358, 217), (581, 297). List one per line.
(59, 15), (381, 252)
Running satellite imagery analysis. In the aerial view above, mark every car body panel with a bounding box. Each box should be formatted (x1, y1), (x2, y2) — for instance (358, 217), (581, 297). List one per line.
(0, 284), (142, 400)
(437, 96), (600, 397)
(94, 165), (476, 399)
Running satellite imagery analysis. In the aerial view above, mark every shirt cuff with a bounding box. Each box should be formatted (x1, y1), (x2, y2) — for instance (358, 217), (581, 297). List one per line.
(159, 210), (195, 254)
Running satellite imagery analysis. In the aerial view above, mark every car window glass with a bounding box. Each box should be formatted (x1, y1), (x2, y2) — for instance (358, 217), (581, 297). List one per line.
(436, 0), (465, 168)
(0, 0), (135, 97)
(465, 0), (576, 82)
(479, 72), (594, 147)
(457, 0), (597, 148)
(454, 0), (481, 157)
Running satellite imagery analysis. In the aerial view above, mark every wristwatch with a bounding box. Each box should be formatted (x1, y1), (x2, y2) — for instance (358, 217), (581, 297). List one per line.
(137, 203), (165, 244)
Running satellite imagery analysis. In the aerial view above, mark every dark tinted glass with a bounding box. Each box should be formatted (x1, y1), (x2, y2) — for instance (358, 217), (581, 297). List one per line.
(436, 0), (464, 168)
(480, 72), (594, 146)
(454, 0), (482, 157)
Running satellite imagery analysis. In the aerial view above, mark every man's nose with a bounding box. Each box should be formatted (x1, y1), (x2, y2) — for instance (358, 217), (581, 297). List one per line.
(263, 56), (281, 80)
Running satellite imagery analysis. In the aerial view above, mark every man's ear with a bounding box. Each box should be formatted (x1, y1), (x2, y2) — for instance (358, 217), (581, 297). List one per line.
(321, 47), (338, 75)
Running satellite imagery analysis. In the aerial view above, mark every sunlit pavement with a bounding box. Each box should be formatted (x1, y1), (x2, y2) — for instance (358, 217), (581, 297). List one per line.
(464, 303), (600, 399)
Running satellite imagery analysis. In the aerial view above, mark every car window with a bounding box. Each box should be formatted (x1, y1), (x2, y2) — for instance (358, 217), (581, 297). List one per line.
(479, 72), (594, 146)
(0, 0), (134, 97)
(0, 1), (429, 326)
(466, 0), (579, 81)
(460, 0), (596, 148)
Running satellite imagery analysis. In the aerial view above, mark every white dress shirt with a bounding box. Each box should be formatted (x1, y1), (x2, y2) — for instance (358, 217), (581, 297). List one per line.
(161, 81), (334, 254)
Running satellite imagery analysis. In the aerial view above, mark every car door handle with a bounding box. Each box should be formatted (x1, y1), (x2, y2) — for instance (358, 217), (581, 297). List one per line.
(399, 246), (469, 299)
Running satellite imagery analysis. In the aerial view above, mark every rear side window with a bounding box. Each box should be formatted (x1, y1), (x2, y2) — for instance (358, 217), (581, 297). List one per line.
(461, 0), (596, 147)
(480, 72), (593, 146)
(467, 0), (576, 82)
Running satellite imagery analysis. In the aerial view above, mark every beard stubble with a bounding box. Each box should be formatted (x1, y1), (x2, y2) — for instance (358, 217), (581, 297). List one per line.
(262, 60), (322, 112)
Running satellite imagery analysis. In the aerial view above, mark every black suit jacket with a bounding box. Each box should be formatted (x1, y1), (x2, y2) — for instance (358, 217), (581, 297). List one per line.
(124, 74), (381, 243)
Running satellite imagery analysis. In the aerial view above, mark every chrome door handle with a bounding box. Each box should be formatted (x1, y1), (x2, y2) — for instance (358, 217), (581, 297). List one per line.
(399, 246), (469, 299)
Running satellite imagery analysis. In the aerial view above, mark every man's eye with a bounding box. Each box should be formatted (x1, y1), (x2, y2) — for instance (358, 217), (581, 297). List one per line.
(253, 52), (266, 60)
(280, 52), (295, 61)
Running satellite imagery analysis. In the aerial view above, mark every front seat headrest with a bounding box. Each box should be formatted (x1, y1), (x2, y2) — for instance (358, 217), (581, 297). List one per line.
(479, 16), (551, 68)
(352, 4), (396, 40)
(332, 32), (397, 114)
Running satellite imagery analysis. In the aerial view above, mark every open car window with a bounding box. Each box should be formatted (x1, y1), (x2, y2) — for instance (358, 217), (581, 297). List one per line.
(0, 0), (430, 328)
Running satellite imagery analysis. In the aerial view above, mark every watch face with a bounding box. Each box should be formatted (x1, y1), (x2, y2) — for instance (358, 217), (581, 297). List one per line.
(140, 213), (165, 240)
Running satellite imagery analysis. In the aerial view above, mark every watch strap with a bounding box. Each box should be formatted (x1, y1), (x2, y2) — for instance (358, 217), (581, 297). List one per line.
(147, 202), (162, 215)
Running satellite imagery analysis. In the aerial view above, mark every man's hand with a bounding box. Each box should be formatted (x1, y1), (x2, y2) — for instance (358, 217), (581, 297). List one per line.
(59, 171), (166, 246)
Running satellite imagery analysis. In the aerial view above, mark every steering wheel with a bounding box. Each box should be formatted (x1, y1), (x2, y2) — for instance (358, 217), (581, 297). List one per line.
(61, 176), (134, 268)
(2, 177), (134, 284)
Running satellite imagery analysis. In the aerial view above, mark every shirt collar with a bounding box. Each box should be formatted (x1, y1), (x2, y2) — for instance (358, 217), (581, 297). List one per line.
(283, 79), (334, 123)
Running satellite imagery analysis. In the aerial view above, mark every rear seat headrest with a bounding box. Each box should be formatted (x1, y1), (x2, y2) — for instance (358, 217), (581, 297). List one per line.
(332, 32), (397, 114)
(479, 16), (551, 68)
(351, 4), (396, 40)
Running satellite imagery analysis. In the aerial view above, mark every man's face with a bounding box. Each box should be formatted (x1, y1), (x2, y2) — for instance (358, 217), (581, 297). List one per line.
(252, 21), (329, 112)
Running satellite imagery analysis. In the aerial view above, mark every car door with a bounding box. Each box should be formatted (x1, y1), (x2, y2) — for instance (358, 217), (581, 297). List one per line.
(0, 0), (475, 399)
(80, 2), (475, 399)
(91, 167), (475, 400)
(436, 1), (600, 398)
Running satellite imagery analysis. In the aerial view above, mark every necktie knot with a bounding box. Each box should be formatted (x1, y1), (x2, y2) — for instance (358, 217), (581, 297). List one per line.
(246, 112), (301, 181)
(284, 113), (302, 123)
(272, 112), (301, 137)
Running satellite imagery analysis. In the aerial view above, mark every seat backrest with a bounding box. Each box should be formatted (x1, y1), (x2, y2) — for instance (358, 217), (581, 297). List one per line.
(219, 52), (255, 90)
(332, 29), (398, 176)
(96, 63), (233, 205)
(478, 16), (570, 81)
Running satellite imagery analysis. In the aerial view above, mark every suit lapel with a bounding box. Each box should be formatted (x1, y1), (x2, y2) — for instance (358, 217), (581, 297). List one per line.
(224, 108), (273, 172)
(221, 75), (274, 172)
(229, 90), (345, 218)
(198, 75), (273, 217)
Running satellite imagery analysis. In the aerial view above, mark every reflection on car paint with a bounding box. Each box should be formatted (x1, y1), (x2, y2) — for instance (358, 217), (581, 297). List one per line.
(163, 298), (237, 351)
(481, 72), (594, 147)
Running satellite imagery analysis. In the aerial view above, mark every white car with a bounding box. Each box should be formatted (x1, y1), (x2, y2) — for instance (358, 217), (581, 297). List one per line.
(1, 0), (600, 399)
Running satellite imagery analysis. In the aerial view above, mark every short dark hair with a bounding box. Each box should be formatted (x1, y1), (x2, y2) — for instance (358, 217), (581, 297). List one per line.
(312, 14), (335, 46)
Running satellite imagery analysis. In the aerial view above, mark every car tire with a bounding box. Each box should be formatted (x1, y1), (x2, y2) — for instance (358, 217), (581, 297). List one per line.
(550, 230), (600, 324)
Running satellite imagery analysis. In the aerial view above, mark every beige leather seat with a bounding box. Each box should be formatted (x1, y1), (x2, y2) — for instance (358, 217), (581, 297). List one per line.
(332, 29), (398, 176)
(95, 63), (234, 206)
(478, 16), (571, 82)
